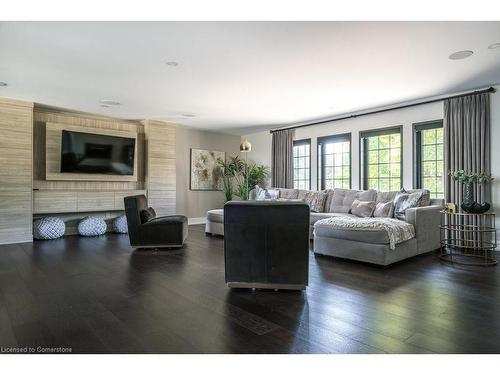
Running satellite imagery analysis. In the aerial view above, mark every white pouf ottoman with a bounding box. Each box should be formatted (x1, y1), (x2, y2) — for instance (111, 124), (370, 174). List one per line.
(33, 217), (66, 240)
(78, 216), (107, 237)
(205, 209), (224, 236)
(112, 215), (128, 234)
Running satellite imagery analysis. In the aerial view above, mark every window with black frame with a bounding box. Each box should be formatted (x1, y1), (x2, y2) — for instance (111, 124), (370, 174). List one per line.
(292, 139), (311, 189)
(414, 120), (444, 199)
(317, 133), (351, 190)
(360, 126), (402, 191)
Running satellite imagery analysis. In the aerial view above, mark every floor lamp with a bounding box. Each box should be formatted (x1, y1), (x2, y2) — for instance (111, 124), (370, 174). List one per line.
(240, 139), (252, 200)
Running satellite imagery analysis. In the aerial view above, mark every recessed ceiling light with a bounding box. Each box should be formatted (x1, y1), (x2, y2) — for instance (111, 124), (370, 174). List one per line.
(99, 99), (121, 106)
(165, 61), (179, 67)
(488, 43), (500, 49)
(449, 50), (474, 60)
(181, 113), (196, 118)
(0, 82), (7, 87)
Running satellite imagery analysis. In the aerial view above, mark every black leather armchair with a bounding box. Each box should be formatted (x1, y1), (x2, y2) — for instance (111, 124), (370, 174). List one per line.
(224, 200), (310, 290)
(124, 195), (188, 249)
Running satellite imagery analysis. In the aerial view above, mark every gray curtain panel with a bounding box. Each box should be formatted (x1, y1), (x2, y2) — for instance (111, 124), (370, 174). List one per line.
(444, 92), (491, 206)
(272, 129), (295, 188)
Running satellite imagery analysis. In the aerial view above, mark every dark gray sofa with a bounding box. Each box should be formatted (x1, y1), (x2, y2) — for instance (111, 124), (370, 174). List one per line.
(224, 200), (310, 290)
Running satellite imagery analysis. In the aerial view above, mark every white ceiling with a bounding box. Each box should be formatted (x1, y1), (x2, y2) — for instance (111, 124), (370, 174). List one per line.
(1, 21), (500, 134)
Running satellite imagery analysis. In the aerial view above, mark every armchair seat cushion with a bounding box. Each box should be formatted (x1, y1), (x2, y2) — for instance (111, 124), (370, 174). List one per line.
(142, 215), (187, 227)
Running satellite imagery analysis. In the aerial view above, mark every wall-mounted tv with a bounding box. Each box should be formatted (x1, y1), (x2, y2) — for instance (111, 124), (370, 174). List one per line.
(60, 130), (135, 175)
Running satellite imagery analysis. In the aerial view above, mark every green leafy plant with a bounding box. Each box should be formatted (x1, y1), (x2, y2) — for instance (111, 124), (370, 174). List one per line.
(217, 156), (270, 201)
(217, 156), (245, 202)
(448, 170), (494, 184)
(235, 163), (270, 200)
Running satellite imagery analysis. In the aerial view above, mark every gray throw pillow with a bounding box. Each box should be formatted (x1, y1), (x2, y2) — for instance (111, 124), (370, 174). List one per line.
(266, 189), (279, 199)
(350, 199), (376, 218)
(393, 189), (425, 220)
(303, 191), (328, 212)
(373, 201), (394, 218)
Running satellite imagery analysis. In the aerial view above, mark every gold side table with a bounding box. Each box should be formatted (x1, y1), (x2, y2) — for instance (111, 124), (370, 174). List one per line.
(440, 210), (497, 266)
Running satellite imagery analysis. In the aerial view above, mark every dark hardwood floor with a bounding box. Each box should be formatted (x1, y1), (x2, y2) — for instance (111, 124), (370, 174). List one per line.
(1, 224), (499, 354)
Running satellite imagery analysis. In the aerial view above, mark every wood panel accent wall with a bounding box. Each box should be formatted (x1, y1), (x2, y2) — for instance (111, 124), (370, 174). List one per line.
(33, 190), (146, 214)
(0, 98), (34, 244)
(143, 120), (176, 216)
(33, 106), (145, 190)
(45, 122), (138, 182)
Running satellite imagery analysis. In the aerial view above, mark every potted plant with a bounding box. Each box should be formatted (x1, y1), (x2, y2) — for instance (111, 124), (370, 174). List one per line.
(217, 156), (245, 202)
(236, 163), (270, 200)
(448, 170), (494, 213)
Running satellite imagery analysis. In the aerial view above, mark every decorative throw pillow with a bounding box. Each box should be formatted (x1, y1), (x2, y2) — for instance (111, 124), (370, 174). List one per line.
(254, 185), (266, 200)
(414, 190), (431, 207)
(373, 201), (394, 218)
(393, 189), (425, 220)
(350, 199), (376, 218)
(140, 207), (156, 224)
(303, 191), (328, 212)
(266, 189), (280, 200)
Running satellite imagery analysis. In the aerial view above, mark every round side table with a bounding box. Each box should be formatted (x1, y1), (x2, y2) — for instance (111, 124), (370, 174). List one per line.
(440, 210), (497, 266)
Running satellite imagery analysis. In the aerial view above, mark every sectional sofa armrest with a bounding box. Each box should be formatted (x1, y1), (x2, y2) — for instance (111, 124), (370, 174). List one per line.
(405, 205), (443, 253)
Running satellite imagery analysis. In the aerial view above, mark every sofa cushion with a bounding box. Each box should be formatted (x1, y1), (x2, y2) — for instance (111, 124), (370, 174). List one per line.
(207, 209), (224, 223)
(376, 189), (431, 206)
(310, 212), (355, 225)
(323, 189), (335, 212)
(278, 188), (299, 199)
(350, 199), (376, 218)
(373, 201), (394, 218)
(314, 220), (390, 244)
(328, 188), (377, 213)
(297, 189), (310, 200)
(376, 191), (399, 204)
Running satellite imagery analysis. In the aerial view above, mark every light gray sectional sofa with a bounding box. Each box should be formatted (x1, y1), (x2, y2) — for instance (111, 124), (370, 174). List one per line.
(205, 187), (443, 266)
(276, 187), (444, 266)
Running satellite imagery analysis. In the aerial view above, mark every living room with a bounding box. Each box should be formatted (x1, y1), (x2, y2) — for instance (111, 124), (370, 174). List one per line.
(1, 1), (500, 373)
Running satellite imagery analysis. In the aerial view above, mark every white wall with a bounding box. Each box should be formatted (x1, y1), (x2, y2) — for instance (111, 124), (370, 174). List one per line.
(176, 127), (240, 220)
(243, 131), (272, 169)
(245, 85), (500, 235)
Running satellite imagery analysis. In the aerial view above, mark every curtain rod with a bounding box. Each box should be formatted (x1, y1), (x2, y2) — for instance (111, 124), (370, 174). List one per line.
(269, 86), (496, 134)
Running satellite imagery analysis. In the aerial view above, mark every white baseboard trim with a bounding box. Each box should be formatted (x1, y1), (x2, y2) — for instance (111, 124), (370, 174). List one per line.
(188, 217), (207, 225)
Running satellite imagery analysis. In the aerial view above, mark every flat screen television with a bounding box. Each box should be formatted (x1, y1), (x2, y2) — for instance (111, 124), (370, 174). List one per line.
(60, 130), (135, 175)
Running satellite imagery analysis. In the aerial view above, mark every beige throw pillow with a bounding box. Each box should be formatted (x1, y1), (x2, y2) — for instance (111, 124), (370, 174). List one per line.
(350, 199), (376, 218)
